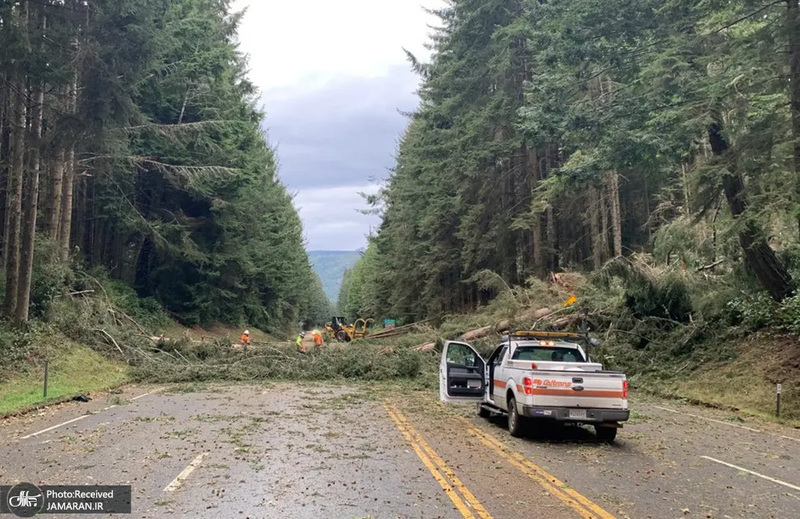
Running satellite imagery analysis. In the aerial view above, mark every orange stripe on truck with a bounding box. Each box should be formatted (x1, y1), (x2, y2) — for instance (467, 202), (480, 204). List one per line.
(532, 388), (624, 398)
(493, 380), (506, 389)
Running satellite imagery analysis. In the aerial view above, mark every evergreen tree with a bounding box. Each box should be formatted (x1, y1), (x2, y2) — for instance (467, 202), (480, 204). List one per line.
(360, 0), (800, 319)
(0, 0), (328, 332)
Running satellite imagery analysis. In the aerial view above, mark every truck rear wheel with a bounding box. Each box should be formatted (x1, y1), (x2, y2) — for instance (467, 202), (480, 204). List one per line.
(507, 396), (527, 437)
(595, 424), (617, 443)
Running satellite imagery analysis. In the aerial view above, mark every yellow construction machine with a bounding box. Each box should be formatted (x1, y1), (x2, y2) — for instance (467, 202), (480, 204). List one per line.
(325, 317), (374, 342)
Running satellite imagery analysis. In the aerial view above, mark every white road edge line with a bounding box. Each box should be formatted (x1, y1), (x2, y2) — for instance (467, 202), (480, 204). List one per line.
(652, 405), (762, 433)
(164, 452), (208, 492)
(701, 455), (800, 492)
(131, 388), (161, 401)
(20, 415), (88, 439)
(19, 387), (161, 440)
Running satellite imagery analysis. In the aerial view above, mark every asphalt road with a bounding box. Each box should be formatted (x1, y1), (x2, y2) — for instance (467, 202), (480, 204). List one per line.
(1, 383), (799, 519)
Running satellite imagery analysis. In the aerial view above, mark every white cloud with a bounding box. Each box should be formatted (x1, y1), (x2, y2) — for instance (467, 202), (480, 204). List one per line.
(230, 0), (444, 251)
(233, 0), (442, 92)
(294, 184), (382, 250)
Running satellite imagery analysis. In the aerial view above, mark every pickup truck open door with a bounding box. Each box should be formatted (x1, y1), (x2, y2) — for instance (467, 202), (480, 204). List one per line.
(439, 341), (486, 403)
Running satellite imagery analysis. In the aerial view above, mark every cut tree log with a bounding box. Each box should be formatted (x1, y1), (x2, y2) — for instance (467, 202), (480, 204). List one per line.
(459, 326), (491, 341)
(416, 342), (436, 352)
(410, 307), (555, 352)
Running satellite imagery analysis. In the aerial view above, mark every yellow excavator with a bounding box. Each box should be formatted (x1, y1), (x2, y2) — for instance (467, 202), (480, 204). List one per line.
(325, 317), (374, 342)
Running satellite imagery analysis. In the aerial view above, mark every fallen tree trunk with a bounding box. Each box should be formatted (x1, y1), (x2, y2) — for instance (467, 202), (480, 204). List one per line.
(368, 319), (433, 339)
(410, 307), (555, 352)
(415, 342), (437, 352)
(459, 326), (492, 341)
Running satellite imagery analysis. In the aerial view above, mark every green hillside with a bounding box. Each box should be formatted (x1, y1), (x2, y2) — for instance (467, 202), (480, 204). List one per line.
(308, 251), (362, 303)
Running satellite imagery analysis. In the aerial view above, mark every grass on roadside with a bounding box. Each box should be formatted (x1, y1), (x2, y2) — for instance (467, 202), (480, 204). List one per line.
(636, 335), (800, 425)
(0, 343), (129, 415)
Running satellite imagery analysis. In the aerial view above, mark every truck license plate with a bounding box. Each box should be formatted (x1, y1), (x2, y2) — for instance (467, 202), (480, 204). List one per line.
(569, 409), (587, 419)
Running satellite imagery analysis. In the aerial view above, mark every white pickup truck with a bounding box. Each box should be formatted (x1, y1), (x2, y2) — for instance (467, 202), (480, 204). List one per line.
(439, 331), (629, 442)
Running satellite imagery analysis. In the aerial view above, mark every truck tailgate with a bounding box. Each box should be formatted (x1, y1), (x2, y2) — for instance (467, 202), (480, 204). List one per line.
(529, 371), (626, 409)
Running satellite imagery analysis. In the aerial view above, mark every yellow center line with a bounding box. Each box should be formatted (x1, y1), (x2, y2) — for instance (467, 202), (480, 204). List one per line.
(389, 405), (493, 519)
(467, 425), (616, 519)
(467, 429), (595, 519)
(423, 397), (616, 519)
(383, 404), (492, 519)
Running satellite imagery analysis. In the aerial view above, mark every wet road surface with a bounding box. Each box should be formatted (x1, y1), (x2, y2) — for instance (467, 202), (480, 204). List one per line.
(1, 383), (799, 518)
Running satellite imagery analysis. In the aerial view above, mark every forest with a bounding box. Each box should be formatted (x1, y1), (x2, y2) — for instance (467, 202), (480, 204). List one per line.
(340, 0), (800, 331)
(0, 0), (331, 334)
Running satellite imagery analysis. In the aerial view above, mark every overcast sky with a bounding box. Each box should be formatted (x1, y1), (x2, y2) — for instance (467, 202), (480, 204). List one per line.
(231, 0), (442, 251)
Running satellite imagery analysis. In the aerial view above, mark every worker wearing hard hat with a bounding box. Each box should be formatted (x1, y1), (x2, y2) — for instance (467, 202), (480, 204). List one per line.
(296, 331), (307, 353)
(240, 329), (252, 350)
(311, 329), (323, 348)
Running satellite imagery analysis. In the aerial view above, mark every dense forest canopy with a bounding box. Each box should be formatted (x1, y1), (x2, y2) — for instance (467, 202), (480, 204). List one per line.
(340, 0), (800, 323)
(0, 0), (330, 332)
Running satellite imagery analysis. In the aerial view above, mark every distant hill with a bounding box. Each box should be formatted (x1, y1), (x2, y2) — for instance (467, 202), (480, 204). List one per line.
(308, 250), (362, 303)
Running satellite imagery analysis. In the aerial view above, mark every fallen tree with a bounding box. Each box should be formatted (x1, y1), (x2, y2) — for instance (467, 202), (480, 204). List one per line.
(412, 307), (554, 352)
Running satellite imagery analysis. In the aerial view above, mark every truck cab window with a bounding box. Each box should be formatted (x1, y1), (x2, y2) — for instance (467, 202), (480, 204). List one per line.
(446, 343), (478, 367)
(512, 346), (585, 363)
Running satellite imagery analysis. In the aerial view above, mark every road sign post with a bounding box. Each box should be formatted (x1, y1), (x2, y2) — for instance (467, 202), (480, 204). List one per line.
(777, 383), (782, 418)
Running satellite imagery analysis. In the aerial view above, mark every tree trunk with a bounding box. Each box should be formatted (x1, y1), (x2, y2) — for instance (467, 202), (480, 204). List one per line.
(788, 0), (800, 237)
(74, 174), (87, 254)
(0, 75), (8, 266)
(606, 171), (623, 257)
(59, 73), (77, 262)
(16, 10), (46, 324)
(709, 123), (795, 301)
(680, 163), (691, 213)
(545, 144), (558, 271)
(58, 147), (75, 261)
(4, 72), (27, 318)
(599, 184), (610, 259)
(48, 147), (65, 238)
(588, 185), (604, 269)
(17, 75), (44, 325)
(530, 148), (544, 275)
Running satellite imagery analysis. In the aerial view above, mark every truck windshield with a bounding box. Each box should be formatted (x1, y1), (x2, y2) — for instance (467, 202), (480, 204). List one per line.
(511, 346), (585, 363)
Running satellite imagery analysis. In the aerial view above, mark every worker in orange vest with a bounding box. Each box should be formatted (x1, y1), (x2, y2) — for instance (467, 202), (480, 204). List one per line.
(240, 329), (252, 350)
(312, 329), (323, 349)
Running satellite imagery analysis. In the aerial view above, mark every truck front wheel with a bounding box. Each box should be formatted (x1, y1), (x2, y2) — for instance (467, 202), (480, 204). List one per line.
(507, 396), (527, 437)
(595, 424), (618, 443)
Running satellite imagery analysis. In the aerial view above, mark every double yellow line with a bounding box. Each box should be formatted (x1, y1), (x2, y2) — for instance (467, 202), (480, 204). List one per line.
(386, 400), (616, 519)
(465, 421), (615, 519)
(383, 403), (493, 519)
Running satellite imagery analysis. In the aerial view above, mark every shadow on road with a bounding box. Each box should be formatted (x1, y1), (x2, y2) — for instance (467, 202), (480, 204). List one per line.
(483, 414), (630, 448)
